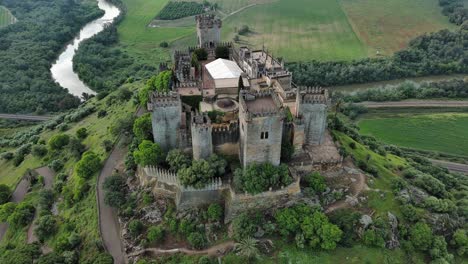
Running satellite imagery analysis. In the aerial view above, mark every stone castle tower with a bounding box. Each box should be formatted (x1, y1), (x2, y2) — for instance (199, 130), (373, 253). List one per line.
(148, 91), (182, 152)
(196, 14), (222, 48)
(191, 112), (213, 160)
(239, 90), (284, 167)
(295, 87), (329, 145)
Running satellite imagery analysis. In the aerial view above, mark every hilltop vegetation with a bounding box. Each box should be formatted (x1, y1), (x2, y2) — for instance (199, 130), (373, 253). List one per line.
(0, 0), (103, 114)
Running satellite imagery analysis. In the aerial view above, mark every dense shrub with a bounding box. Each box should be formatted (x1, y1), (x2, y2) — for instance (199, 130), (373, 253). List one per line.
(75, 151), (101, 179)
(34, 215), (57, 241)
(147, 226), (165, 243)
(302, 172), (327, 195)
(234, 163), (292, 194)
(133, 140), (164, 166)
(207, 204), (223, 222)
(48, 134), (70, 150)
(166, 149), (190, 172)
(0, 184), (11, 205)
(133, 113), (153, 141)
(103, 174), (127, 209)
(188, 232), (207, 249)
(179, 159), (215, 188)
(129, 220), (144, 237)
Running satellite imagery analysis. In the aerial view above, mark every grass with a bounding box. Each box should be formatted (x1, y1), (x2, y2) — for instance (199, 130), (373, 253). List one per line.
(0, 6), (16, 27)
(358, 113), (468, 157)
(222, 0), (368, 62)
(339, 0), (456, 56)
(118, 0), (194, 65)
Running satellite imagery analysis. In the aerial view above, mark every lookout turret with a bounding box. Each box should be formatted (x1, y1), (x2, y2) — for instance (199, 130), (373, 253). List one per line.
(191, 112), (213, 160)
(196, 14), (222, 48)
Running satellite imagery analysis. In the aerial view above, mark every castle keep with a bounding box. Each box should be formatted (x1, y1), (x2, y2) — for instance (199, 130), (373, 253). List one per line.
(144, 14), (337, 213)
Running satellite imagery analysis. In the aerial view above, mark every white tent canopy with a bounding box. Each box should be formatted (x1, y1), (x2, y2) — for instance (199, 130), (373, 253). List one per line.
(205, 58), (243, 79)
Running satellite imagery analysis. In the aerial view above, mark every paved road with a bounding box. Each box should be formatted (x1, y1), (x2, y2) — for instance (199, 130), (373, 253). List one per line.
(430, 159), (468, 174)
(0, 114), (53, 121)
(359, 100), (468, 108)
(97, 140), (127, 264)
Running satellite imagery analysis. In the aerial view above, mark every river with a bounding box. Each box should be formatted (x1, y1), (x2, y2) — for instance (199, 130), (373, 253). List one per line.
(50, 0), (120, 98)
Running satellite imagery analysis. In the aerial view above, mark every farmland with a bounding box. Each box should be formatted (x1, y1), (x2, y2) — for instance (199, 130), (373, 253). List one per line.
(339, 0), (455, 56)
(222, 0), (368, 61)
(358, 113), (468, 157)
(0, 6), (16, 27)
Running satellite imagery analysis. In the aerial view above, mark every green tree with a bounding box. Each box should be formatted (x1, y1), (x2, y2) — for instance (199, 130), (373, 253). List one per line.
(215, 46), (230, 59)
(76, 127), (88, 140)
(178, 159), (215, 188)
(318, 223), (343, 250)
(34, 215), (57, 241)
(32, 145), (48, 157)
(235, 237), (260, 260)
(133, 140), (164, 166)
(48, 134), (70, 150)
(166, 149), (190, 172)
(410, 222), (433, 251)
(235, 163), (292, 194)
(37, 252), (65, 264)
(8, 202), (35, 228)
(75, 151), (101, 179)
(0, 202), (16, 221)
(193, 48), (208, 61)
(452, 229), (467, 256)
(362, 229), (385, 248)
(133, 113), (153, 141)
(103, 174), (127, 209)
(207, 154), (227, 176)
(147, 226), (165, 243)
(0, 184), (11, 205)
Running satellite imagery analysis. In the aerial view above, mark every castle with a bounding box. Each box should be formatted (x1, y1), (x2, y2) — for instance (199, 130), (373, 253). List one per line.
(141, 15), (338, 215)
(149, 14), (329, 167)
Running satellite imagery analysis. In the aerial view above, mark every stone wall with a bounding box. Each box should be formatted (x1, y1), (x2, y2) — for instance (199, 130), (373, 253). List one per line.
(196, 15), (221, 47)
(224, 175), (302, 222)
(301, 103), (327, 145)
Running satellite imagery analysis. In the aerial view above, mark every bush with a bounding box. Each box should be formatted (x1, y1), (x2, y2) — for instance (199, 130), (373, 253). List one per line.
(133, 113), (153, 141)
(159, 41), (169, 48)
(410, 222), (433, 251)
(303, 172), (327, 194)
(166, 149), (190, 172)
(129, 220), (144, 237)
(76, 127), (88, 140)
(7, 202), (35, 228)
(34, 215), (57, 241)
(147, 226), (165, 243)
(103, 174), (127, 209)
(234, 163), (292, 194)
(179, 159), (215, 188)
(193, 48), (208, 61)
(48, 134), (70, 150)
(362, 229), (385, 248)
(0, 184), (11, 205)
(49, 159), (64, 172)
(215, 46), (230, 59)
(32, 144), (48, 157)
(232, 213), (261, 240)
(207, 204), (223, 222)
(75, 151), (101, 179)
(188, 232), (206, 249)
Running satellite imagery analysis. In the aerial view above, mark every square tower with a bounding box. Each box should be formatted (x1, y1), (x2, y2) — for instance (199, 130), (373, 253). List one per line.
(191, 112), (213, 160)
(295, 87), (329, 145)
(196, 14), (222, 48)
(239, 90), (284, 167)
(148, 91), (183, 152)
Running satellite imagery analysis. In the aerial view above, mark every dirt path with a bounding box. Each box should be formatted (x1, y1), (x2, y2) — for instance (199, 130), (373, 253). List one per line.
(430, 159), (468, 174)
(358, 100), (468, 108)
(129, 240), (236, 258)
(325, 166), (367, 214)
(97, 138), (127, 264)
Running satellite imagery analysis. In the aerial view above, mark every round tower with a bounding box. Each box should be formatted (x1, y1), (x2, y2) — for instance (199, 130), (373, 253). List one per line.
(191, 112), (213, 160)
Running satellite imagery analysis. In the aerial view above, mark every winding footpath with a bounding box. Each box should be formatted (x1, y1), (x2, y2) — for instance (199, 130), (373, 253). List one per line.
(97, 140), (127, 264)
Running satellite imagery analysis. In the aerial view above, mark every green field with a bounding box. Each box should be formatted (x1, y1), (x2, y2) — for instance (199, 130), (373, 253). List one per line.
(339, 0), (455, 56)
(358, 113), (468, 157)
(118, 0), (194, 65)
(0, 6), (16, 27)
(222, 0), (368, 61)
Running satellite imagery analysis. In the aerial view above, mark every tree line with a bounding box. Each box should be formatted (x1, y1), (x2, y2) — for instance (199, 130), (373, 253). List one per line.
(0, 0), (104, 114)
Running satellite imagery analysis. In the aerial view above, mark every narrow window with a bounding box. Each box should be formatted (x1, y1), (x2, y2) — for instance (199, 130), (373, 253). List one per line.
(260, 132), (264, 139)
(265, 131), (269, 139)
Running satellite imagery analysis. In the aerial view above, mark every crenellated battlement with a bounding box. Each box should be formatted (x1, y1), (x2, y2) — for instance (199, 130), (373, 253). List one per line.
(191, 111), (211, 130)
(196, 14), (222, 29)
(147, 91), (181, 110)
(174, 81), (199, 88)
(297, 86), (329, 105)
(239, 89), (283, 119)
